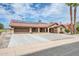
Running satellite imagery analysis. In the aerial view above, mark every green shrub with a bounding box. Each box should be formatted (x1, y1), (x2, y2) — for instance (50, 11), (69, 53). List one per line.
(65, 29), (70, 33)
(0, 23), (4, 29)
(76, 26), (79, 32)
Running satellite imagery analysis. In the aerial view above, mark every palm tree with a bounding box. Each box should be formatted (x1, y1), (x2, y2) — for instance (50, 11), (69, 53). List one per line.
(66, 3), (73, 34)
(73, 3), (79, 34)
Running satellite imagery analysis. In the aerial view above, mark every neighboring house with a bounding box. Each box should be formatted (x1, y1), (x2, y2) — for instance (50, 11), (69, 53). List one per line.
(10, 20), (66, 33)
(57, 25), (66, 33)
(65, 24), (74, 32)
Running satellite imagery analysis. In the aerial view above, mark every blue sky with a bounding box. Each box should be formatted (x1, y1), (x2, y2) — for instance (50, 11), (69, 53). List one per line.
(0, 3), (79, 28)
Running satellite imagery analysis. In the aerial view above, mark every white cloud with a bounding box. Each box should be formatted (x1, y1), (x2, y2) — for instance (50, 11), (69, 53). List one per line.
(0, 7), (8, 15)
(11, 4), (26, 14)
(7, 3), (67, 23)
(41, 4), (62, 16)
(0, 3), (69, 23)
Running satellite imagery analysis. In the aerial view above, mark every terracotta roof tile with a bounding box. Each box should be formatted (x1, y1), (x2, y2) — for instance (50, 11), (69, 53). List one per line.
(10, 20), (50, 27)
(10, 20), (67, 28)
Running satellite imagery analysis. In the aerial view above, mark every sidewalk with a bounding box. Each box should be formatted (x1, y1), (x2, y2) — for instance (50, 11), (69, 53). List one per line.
(0, 37), (79, 56)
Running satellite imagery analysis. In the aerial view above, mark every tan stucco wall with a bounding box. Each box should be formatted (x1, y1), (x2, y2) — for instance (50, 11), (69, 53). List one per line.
(57, 26), (65, 33)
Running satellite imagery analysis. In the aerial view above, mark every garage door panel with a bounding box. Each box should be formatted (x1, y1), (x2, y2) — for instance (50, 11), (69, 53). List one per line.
(14, 28), (29, 33)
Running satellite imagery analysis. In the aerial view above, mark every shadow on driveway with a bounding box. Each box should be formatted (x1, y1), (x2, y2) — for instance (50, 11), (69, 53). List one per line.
(22, 42), (79, 56)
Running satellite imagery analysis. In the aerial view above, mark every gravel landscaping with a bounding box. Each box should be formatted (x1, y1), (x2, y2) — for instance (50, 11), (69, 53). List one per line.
(0, 32), (12, 48)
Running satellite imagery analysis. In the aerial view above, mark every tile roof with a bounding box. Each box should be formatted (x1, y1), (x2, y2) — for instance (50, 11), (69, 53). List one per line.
(10, 20), (67, 28)
(10, 20), (52, 28)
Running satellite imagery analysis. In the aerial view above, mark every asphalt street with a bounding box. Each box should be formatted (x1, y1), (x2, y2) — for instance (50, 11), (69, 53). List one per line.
(23, 42), (79, 56)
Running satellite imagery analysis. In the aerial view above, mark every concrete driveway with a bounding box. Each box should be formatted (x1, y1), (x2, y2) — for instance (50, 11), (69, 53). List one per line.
(8, 34), (50, 47)
(8, 33), (75, 48)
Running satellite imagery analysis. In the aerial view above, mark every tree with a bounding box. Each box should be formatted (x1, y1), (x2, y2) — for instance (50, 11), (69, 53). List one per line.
(0, 23), (4, 29)
(76, 26), (79, 32)
(73, 3), (79, 34)
(65, 29), (70, 33)
(65, 3), (73, 34)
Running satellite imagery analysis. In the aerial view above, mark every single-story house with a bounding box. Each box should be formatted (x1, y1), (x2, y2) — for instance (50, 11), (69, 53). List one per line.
(10, 20), (66, 33)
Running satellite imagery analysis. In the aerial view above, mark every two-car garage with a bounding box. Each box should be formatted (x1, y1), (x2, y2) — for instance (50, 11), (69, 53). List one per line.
(14, 27), (30, 33)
